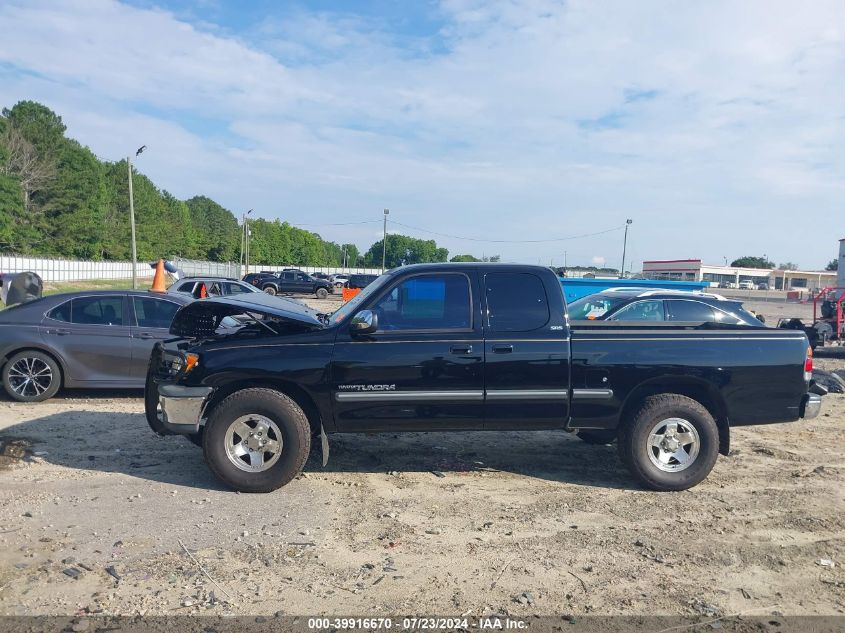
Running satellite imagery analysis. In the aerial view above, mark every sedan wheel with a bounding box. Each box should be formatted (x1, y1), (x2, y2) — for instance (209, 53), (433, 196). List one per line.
(3, 351), (61, 402)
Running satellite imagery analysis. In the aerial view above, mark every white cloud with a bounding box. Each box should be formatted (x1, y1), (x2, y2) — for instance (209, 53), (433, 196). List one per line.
(591, 256), (607, 267)
(0, 0), (843, 268)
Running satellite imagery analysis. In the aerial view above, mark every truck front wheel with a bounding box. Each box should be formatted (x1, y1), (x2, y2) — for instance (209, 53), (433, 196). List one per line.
(315, 287), (329, 299)
(202, 388), (311, 492)
(618, 394), (719, 491)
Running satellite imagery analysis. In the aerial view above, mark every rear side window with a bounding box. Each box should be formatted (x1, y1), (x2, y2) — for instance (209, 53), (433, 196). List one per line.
(69, 296), (124, 326)
(176, 282), (195, 293)
(666, 300), (715, 322)
(134, 297), (180, 329)
(485, 272), (549, 332)
(224, 282), (251, 294)
(373, 274), (471, 331)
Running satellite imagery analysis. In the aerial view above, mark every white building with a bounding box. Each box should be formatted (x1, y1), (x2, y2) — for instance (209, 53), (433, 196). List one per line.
(641, 258), (836, 291)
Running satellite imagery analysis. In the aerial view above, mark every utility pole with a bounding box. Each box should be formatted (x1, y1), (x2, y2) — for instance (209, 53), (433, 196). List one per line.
(127, 145), (146, 290)
(620, 219), (633, 279)
(382, 208), (389, 273)
(242, 209), (253, 275)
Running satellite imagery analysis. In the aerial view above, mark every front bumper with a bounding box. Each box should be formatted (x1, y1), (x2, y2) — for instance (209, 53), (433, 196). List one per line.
(158, 384), (213, 434)
(800, 393), (823, 419)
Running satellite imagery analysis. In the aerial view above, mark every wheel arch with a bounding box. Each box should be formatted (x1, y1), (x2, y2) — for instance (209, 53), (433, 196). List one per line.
(1, 346), (66, 388)
(205, 379), (323, 436)
(619, 376), (730, 456)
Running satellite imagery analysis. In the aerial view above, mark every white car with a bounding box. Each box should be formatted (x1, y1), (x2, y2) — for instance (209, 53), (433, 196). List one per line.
(738, 281), (755, 290)
(330, 275), (349, 288)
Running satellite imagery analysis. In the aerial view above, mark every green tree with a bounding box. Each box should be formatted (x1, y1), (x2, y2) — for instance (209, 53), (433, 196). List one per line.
(730, 256), (774, 269)
(2, 101), (66, 156)
(778, 262), (799, 271)
(185, 196), (240, 261)
(363, 234), (449, 268)
(825, 259), (838, 271)
(341, 243), (359, 267)
(450, 254), (481, 262)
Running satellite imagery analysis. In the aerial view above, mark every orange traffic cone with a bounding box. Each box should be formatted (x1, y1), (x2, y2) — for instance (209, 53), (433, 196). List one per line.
(150, 259), (167, 293)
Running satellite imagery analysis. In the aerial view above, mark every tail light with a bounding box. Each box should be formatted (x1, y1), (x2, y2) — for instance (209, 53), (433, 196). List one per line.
(804, 346), (813, 382)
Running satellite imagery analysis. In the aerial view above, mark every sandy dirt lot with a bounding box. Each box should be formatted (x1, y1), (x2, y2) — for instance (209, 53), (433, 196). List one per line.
(0, 378), (843, 618)
(0, 291), (843, 619)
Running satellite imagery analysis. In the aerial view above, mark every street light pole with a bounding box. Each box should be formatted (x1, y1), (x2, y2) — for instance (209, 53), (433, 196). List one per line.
(127, 145), (146, 290)
(620, 219), (633, 279)
(382, 208), (389, 273)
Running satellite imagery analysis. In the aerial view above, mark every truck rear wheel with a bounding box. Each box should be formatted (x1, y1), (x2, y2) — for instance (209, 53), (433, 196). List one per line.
(202, 388), (311, 492)
(263, 286), (277, 295)
(618, 394), (719, 491)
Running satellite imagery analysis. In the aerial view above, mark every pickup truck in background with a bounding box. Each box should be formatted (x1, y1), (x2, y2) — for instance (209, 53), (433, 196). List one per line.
(146, 263), (822, 493)
(259, 269), (334, 299)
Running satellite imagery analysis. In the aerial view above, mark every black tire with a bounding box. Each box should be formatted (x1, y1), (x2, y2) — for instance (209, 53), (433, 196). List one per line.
(263, 285), (277, 295)
(315, 287), (328, 300)
(202, 388), (311, 492)
(2, 350), (61, 402)
(577, 429), (616, 445)
(618, 394), (719, 491)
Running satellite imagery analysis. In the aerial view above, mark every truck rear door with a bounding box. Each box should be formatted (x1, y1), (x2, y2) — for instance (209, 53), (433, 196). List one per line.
(482, 271), (571, 429)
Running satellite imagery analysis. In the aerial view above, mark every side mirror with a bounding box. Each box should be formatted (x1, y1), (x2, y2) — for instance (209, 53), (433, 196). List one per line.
(350, 310), (378, 335)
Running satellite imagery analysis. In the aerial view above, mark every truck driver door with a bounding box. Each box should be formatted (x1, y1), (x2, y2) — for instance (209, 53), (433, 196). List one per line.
(330, 271), (484, 432)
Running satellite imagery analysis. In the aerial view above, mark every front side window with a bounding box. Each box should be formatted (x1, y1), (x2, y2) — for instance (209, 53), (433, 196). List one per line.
(372, 274), (471, 331)
(70, 296), (124, 326)
(609, 300), (665, 321)
(134, 297), (180, 329)
(485, 272), (550, 332)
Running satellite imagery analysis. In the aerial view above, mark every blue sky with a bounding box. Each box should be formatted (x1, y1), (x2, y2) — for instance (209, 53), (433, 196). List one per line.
(1, 0), (844, 269)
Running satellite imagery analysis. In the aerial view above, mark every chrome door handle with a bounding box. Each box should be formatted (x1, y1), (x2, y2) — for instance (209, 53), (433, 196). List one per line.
(450, 344), (472, 354)
(492, 344), (513, 353)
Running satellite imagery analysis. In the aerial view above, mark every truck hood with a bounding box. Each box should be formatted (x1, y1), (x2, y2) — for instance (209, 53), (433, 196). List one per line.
(169, 293), (325, 339)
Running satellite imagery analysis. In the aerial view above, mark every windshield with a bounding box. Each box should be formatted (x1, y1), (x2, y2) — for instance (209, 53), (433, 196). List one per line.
(327, 273), (391, 325)
(567, 294), (630, 320)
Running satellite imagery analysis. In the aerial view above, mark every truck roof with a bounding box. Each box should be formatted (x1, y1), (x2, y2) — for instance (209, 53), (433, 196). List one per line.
(386, 262), (554, 275)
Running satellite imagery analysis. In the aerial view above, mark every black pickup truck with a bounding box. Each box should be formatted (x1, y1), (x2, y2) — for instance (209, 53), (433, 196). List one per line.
(146, 263), (822, 493)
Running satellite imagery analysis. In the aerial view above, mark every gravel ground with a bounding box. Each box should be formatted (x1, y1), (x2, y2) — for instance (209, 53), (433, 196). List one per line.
(0, 292), (843, 618)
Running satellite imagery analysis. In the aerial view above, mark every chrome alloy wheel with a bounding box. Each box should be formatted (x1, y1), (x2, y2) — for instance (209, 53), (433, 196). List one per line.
(647, 418), (700, 472)
(224, 414), (283, 472)
(7, 357), (53, 398)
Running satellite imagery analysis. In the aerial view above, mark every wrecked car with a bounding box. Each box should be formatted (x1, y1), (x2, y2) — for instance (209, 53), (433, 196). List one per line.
(146, 263), (822, 493)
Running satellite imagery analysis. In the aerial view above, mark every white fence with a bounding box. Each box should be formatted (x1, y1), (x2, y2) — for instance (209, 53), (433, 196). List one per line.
(0, 254), (155, 282)
(0, 253), (383, 282)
